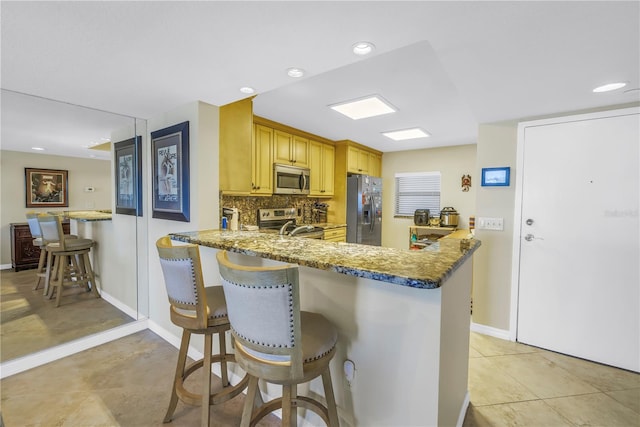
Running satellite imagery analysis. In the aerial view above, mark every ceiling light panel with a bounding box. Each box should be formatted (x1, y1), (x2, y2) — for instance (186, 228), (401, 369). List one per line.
(593, 82), (627, 93)
(382, 128), (430, 141)
(329, 95), (396, 120)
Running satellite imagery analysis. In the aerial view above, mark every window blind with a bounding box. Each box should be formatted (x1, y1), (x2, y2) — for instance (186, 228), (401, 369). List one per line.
(394, 171), (441, 217)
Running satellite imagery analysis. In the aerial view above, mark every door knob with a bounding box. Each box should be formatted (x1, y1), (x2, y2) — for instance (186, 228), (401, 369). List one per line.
(526, 218), (534, 225)
(524, 234), (535, 241)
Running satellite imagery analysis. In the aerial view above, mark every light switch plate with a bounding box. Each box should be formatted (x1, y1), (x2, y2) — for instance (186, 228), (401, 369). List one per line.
(477, 217), (504, 231)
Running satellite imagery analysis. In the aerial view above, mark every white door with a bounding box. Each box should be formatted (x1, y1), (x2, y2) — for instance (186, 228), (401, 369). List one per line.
(516, 110), (639, 372)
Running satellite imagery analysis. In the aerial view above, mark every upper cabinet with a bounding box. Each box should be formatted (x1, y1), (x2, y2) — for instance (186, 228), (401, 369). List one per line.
(369, 152), (382, 177)
(274, 130), (309, 167)
(219, 98), (254, 195)
(309, 140), (335, 197)
(219, 99), (273, 195)
(337, 140), (383, 177)
(252, 124), (274, 194)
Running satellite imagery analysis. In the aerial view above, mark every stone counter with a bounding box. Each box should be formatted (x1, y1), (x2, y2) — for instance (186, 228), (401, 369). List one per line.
(169, 229), (480, 289)
(63, 210), (112, 222)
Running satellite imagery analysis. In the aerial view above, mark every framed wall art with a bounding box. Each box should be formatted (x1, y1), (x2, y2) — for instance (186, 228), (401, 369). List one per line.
(481, 167), (511, 187)
(114, 136), (143, 216)
(151, 121), (190, 222)
(25, 168), (69, 208)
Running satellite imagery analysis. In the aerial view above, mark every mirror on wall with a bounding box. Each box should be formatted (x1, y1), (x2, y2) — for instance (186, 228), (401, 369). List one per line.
(0, 90), (146, 365)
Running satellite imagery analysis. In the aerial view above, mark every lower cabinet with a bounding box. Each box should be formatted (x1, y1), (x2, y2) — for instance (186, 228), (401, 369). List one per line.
(323, 227), (346, 242)
(10, 221), (70, 271)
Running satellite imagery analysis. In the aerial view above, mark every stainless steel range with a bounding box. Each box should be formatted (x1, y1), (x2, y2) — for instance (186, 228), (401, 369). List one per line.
(257, 208), (324, 239)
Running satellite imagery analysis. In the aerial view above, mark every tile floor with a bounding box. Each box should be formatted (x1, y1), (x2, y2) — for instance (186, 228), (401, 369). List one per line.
(1, 310), (638, 425)
(463, 332), (640, 426)
(0, 269), (134, 361)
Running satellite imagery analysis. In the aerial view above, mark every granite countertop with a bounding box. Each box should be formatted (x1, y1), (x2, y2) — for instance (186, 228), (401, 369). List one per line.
(170, 229), (480, 289)
(61, 210), (112, 222)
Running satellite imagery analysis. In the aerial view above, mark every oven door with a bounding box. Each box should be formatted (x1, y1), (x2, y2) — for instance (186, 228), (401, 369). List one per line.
(274, 164), (310, 195)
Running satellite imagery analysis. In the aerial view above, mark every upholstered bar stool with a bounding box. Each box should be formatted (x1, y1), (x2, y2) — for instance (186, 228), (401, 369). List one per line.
(37, 214), (98, 307)
(26, 212), (76, 292)
(156, 237), (248, 427)
(216, 250), (340, 427)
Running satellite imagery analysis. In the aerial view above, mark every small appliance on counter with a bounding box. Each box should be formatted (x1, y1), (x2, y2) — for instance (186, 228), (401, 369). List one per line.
(439, 207), (460, 227)
(222, 207), (240, 230)
(414, 209), (430, 226)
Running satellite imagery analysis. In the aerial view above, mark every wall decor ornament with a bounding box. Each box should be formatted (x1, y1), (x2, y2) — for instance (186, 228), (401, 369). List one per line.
(25, 168), (69, 208)
(461, 174), (471, 192)
(151, 121), (190, 222)
(114, 136), (143, 216)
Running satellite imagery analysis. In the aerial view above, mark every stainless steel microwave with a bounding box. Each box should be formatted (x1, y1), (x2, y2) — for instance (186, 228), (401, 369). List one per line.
(274, 164), (310, 195)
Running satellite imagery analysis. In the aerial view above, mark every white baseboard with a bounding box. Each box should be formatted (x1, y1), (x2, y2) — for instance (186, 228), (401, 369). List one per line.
(456, 391), (470, 427)
(0, 318), (148, 379)
(0, 264), (13, 270)
(470, 322), (512, 341)
(100, 290), (138, 320)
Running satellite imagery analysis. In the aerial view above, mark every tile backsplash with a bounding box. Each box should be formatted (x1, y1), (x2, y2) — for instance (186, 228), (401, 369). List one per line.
(220, 194), (331, 227)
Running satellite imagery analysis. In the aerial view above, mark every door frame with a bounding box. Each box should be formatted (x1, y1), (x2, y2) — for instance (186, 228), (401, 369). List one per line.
(508, 106), (640, 342)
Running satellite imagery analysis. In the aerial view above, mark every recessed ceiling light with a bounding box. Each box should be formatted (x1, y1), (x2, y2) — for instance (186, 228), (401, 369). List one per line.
(240, 86), (255, 94)
(31, 147), (45, 151)
(352, 41), (375, 56)
(287, 68), (305, 78)
(329, 95), (396, 120)
(382, 128), (431, 141)
(593, 82), (627, 93)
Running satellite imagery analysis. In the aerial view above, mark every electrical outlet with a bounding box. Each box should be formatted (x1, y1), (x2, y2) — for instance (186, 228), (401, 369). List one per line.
(477, 217), (504, 231)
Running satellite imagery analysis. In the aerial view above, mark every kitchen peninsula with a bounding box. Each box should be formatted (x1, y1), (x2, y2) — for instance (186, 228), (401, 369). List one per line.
(170, 229), (480, 426)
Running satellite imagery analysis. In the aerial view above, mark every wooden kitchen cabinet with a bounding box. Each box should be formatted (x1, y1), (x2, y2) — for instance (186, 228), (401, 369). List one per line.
(274, 130), (309, 167)
(347, 145), (370, 174)
(219, 98), (255, 194)
(309, 140), (335, 197)
(323, 227), (346, 242)
(252, 124), (274, 195)
(369, 152), (382, 177)
(219, 98), (274, 196)
(10, 221), (70, 271)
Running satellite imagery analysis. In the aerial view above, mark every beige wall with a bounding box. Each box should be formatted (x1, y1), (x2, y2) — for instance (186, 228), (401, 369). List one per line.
(381, 144), (477, 250)
(0, 150), (111, 266)
(146, 101), (220, 340)
(472, 123), (518, 331)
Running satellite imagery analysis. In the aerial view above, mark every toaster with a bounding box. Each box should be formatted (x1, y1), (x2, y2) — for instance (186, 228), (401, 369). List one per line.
(414, 209), (430, 226)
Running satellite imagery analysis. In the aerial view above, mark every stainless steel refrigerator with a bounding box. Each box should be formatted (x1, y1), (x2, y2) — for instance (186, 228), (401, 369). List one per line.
(347, 175), (382, 246)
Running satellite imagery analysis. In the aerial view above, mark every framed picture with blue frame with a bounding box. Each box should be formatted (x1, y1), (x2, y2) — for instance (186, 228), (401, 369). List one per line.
(481, 167), (510, 187)
(151, 121), (190, 222)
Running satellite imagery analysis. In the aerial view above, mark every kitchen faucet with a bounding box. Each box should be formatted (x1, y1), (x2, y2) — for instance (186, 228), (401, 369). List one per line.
(289, 225), (315, 236)
(279, 220), (294, 235)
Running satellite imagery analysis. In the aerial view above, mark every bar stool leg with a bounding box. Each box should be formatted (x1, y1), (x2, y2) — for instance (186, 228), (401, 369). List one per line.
(164, 330), (191, 423)
(201, 333), (213, 427)
(241, 376), (259, 427)
(83, 252), (98, 297)
(55, 254), (69, 307)
(322, 369), (339, 426)
(43, 250), (54, 297)
(33, 248), (47, 290)
(218, 331), (229, 387)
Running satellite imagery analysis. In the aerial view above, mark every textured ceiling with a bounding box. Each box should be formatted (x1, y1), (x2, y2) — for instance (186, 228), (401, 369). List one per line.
(2, 1), (638, 159)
